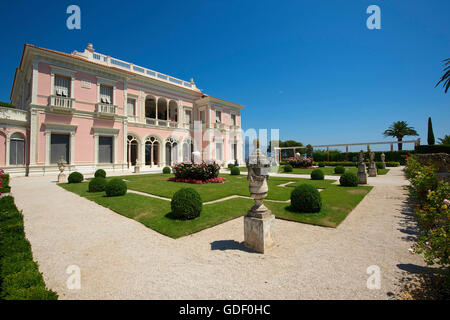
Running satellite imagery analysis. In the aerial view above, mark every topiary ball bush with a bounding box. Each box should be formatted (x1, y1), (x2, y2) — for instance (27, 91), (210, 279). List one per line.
(340, 172), (358, 187)
(334, 166), (345, 174)
(376, 162), (384, 169)
(318, 162), (325, 167)
(105, 178), (127, 197)
(162, 166), (171, 174)
(88, 177), (107, 192)
(171, 188), (202, 220)
(68, 172), (83, 183)
(290, 184), (322, 213)
(230, 166), (240, 175)
(310, 169), (324, 180)
(94, 169), (106, 178)
(284, 164), (293, 172)
(228, 163), (235, 169)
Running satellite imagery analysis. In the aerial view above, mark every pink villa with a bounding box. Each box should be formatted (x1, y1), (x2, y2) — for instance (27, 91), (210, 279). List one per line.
(0, 44), (244, 176)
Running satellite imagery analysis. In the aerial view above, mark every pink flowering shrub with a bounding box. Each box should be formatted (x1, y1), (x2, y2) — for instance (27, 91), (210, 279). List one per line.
(171, 161), (221, 182)
(0, 169), (9, 195)
(286, 157), (314, 168)
(167, 177), (226, 184)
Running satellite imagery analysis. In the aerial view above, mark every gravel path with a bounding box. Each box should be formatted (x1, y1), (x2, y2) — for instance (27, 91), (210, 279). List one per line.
(10, 166), (425, 299)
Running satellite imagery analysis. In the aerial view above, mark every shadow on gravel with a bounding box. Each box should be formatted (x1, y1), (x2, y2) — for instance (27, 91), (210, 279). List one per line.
(396, 196), (419, 242)
(210, 240), (256, 253)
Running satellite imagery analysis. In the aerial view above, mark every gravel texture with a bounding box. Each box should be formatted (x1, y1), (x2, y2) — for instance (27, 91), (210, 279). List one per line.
(10, 166), (425, 299)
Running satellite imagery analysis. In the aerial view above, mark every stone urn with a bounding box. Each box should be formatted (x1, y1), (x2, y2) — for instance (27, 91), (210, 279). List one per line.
(244, 144), (275, 253)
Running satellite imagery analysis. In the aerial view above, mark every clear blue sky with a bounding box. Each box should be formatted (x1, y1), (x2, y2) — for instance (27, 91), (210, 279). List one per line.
(0, 1), (448, 151)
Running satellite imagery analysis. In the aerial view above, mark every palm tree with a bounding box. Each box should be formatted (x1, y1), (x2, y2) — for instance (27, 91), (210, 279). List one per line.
(435, 58), (450, 93)
(438, 134), (450, 145)
(383, 121), (419, 150)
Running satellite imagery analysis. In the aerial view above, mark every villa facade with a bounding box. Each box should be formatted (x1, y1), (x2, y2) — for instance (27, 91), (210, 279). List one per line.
(0, 44), (244, 176)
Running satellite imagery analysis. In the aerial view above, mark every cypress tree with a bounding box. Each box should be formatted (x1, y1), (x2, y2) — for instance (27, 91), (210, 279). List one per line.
(427, 117), (435, 145)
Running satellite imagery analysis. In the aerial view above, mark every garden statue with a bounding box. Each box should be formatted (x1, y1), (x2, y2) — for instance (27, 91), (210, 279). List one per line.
(234, 159), (239, 167)
(380, 153), (386, 169)
(192, 151), (201, 164)
(368, 152), (377, 177)
(357, 150), (367, 184)
(295, 152), (303, 160)
(244, 139), (275, 253)
(57, 156), (66, 183)
(134, 158), (140, 173)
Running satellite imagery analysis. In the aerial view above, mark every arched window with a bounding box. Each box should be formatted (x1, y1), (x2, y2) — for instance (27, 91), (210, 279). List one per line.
(127, 135), (139, 166)
(145, 136), (160, 166)
(10, 133), (25, 165)
(182, 138), (194, 162)
(165, 137), (178, 165)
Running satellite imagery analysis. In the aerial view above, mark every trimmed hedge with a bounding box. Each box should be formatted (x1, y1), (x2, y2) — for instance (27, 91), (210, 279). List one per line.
(105, 179), (127, 197)
(284, 164), (293, 172)
(230, 167), (240, 175)
(171, 188), (202, 220)
(94, 169), (106, 178)
(227, 163), (235, 169)
(339, 172), (358, 187)
(318, 162), (325, 167)
(88, 177), (107, 192)
(415, 144), (450, 154)
(310, 169), (324, 180)
(68, 172), (83, 183)
(0, 196), (58, 300)
(313, 150), (413, 162)
(334, 166), (345, 174)
(162, 166), (171, 174)
(290, 184), (322, 213)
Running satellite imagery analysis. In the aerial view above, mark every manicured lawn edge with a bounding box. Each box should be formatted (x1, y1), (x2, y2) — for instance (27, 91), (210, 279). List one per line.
(0, 196), (58, 300)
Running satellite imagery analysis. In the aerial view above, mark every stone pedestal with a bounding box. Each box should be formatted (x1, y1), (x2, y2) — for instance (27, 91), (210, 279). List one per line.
(134, 165), (140, 173)
(368, 163), (377, 177)
(57, 173), (66, 183)
(244, 212), (275, 253)
(357, 163), (367, 184)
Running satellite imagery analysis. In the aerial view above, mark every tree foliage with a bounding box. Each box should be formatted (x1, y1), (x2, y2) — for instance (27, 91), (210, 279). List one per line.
(383, 121), (419, 151)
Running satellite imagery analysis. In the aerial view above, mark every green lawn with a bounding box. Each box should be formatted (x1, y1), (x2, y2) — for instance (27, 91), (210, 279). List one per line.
(60, 173), (372, 238)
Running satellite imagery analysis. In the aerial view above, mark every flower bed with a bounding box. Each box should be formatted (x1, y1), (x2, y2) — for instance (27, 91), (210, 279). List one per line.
(286, 157), (313, 168)
(167, 177), (226, 184)
(172, 162), (220, 181)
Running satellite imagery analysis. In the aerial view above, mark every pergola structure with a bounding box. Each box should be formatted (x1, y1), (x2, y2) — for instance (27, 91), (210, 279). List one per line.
(273, 138), (421, 162)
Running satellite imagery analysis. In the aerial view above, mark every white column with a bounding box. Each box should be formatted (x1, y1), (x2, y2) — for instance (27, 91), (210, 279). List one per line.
(29, 109), (37, 165)
(123, 120), (128, 166)
(140, 141), (145, 166)
(113, 134), (118, 165)
(5, 134), (10, 167)
(94, 134), (99, 165)
(70, 132), (75, 165)
(45, 130), (51, 166)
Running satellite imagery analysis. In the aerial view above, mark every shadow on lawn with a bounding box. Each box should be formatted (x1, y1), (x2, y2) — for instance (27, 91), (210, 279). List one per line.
(210, 240), (256, 253)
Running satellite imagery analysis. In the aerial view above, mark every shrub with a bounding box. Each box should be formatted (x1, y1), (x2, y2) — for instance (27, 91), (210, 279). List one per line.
(385, 161), (400, 167)
(105, 179), (127, 197)
(0, 196), (58, 300)
(376, 162), (384, 169)
(287, 157), (313, 168)
(284, 164), (293, 172)
(415, 144), (450, 154)
(171, 188), (202, 220)
(310, 169), (324, 180)
(339, 172), (358, 187)
(0, 101), (15, 108)
(68, 172), (83, 183)
(318, 162), (325, 167)
(227, 163), (235, 169)
(172, 162), (220, 181)
(162, 166), (171, 174)
(230, 167), (240, 175)
(290, 184), (322, 213)
(334, 166), (345, 174)
(88, 177), (106, 192)
(0, 170), (10, 194)
(94, 169), (106, 178)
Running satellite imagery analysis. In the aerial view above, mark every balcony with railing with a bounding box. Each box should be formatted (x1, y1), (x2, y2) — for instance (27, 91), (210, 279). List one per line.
(214, 122), (226, 131)
(96, 103), (117, 118)
(145, 118), (179, 128)
(0, 107), (28, 124)
(48, 95), (75, 113)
